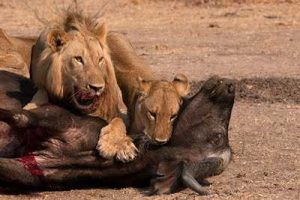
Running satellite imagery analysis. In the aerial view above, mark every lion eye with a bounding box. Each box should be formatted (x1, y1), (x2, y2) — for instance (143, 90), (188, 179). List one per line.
(74, 56), (84, 65)
(148, 111), (156, 121)
(171, 114), (177, 122)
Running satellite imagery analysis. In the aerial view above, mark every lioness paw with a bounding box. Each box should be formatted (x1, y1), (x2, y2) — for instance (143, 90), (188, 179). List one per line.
(96, 118), (138, 162)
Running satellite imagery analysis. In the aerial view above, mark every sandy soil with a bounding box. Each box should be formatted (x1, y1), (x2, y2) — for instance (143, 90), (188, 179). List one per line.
(0, 0), (299, 199)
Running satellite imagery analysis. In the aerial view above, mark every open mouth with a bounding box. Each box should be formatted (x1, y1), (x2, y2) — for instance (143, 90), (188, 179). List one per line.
(72, 86), (100, 113)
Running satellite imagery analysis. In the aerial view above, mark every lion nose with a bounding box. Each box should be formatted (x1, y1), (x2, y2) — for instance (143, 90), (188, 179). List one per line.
(88, 84), (105, 96)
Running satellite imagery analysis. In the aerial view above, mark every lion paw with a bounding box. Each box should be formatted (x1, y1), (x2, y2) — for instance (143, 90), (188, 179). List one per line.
(97, 132), (138, 162)
(96, 118), (138, 162)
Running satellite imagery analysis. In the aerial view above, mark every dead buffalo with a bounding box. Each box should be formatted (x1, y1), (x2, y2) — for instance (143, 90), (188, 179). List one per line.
(0, 71), (235, 195)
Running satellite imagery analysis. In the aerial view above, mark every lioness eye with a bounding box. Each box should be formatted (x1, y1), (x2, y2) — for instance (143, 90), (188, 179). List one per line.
(74, 56), (84, 64)
(148, 111), (156, 121)
(171, 114), (177, 122)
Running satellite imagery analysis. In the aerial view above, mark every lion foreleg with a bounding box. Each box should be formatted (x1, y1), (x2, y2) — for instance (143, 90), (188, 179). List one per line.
(23, 89), (49, 110)
(96, 117), (138, 162)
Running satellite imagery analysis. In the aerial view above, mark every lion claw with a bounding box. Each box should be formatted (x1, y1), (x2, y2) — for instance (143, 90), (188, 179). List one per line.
(115, 142), (138, 162)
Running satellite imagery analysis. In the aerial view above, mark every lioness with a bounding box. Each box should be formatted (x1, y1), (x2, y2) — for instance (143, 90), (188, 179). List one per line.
(0, 28), (35, 77)
(107, 32), (190, 144)
(25, 12), (137, 162)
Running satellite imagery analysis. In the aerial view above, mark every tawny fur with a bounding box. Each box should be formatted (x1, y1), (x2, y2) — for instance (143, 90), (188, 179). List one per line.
(107, 32), (190, 143)
(29, 13), (126, 121)
(0, 28), (35, 77)
(27, 12), (136, 162)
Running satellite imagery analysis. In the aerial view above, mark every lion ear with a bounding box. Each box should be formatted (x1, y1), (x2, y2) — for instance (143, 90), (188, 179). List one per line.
(95, 22), (107, 45)
(47, 29), (68, 51)
(137, 77), (152, 96)
(172, 73), (190, 97)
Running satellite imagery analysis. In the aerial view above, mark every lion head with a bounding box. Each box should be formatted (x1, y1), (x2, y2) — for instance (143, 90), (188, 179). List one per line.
(30, 13), (125, 121)
(133, 74), (190, 144)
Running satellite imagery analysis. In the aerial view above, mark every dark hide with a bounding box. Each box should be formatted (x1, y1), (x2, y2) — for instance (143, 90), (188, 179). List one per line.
(0, 71), (235, 195)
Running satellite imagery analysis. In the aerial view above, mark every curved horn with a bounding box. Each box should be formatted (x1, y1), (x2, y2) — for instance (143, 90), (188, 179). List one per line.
(181, 168), (208, 195)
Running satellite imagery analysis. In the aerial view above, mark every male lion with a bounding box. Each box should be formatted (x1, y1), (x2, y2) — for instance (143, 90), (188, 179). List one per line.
(25, 12), (137, 162)
(106, 32), (190, 144)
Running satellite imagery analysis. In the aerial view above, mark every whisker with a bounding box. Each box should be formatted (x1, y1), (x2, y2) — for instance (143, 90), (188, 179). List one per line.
(67, 89), (82, 103)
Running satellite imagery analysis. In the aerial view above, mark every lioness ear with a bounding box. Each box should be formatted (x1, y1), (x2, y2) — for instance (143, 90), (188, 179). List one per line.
(172, 73), (190, 97)
(95, 22), (107, 45)
(137, 77), (152, 96)
(47, 29), (68, 51)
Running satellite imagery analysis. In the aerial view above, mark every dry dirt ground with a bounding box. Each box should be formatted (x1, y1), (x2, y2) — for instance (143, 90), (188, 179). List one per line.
(0, 0), (299, 199)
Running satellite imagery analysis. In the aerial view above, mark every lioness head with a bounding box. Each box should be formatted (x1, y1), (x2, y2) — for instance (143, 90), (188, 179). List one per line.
(134, 74), (190, 144)
(30, 17), (122, 117)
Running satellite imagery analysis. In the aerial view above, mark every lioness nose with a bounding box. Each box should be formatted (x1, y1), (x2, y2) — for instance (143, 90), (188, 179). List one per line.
(88, 84), (105, 96)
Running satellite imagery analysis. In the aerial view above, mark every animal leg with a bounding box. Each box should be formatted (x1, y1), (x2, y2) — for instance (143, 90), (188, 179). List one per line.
(0, 108), (38, 128)
(0, 107), (70, 131)
(96, 117), (138, 162)
(33, 150), (109, 168)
